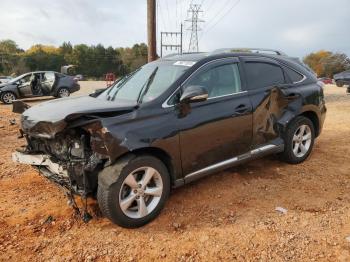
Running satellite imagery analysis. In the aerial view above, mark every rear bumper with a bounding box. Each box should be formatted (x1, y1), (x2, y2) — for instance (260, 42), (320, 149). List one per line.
(70, 83), (80, 93)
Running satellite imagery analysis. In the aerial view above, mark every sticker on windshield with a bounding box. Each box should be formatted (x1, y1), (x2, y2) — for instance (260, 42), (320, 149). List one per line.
(173, 61), (196, 67)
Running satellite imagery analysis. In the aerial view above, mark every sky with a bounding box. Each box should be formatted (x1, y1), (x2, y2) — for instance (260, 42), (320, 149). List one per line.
(0, 0), (349, 59)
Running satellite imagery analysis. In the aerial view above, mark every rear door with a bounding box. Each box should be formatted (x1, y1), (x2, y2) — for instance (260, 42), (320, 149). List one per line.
(177, 58), (253, 175)
(241, 57), (301, 147)
(41, 72), (56, 94)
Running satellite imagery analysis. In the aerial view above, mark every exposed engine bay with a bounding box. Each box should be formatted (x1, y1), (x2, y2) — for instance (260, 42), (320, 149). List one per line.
(16, 129), (104, 195)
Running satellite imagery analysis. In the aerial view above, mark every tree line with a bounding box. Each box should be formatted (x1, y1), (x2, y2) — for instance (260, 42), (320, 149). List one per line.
(303, 50), (350, 78)
(1, 39), (349, 79)
(0, 40), (148, 79)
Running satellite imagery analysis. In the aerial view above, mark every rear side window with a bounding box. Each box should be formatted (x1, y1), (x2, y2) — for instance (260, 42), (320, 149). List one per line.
(284, 67), (304, 83)
(245, 62), (285, 90)
(44, 72), (55, 81)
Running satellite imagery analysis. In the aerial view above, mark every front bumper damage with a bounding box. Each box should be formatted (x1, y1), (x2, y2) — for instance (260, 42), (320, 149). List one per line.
(12, 151), (70, 188)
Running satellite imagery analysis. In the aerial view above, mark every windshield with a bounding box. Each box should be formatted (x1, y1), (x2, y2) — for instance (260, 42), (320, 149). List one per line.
(9, 73), (29, 83)
(98, 60), (191, 103)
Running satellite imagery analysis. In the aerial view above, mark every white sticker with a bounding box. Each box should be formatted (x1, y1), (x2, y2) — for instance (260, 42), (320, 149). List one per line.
(173, 61), (196, 67)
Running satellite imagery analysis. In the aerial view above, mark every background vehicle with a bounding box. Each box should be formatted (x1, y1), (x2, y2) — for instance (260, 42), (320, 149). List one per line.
(334, 70), (350, 87)
(318, 77), (333, 85)
(0, 71), (80, 104)
(74, 74), (84, 81)
(0, 76), (13, 84)
(13, 49), (326, 228)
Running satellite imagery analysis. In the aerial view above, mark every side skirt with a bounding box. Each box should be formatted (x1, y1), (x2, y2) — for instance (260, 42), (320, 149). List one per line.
(181, 143), (284, 185)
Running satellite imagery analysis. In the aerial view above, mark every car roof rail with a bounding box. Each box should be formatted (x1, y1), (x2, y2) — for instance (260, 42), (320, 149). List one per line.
(211, 48), (287, 56)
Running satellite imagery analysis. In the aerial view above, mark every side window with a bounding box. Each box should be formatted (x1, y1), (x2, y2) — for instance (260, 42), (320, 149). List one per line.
(184, 63), (241, 99)
(284, 67), (304, 83)
(245, 62), (285, 90)
(44, 72), (55, 82)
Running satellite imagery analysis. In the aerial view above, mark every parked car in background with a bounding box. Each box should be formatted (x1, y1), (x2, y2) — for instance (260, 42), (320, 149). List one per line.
(334, 70), (350, 87)
(74, 74), (84, 81)
(0, 71), (80, 104)
(318, 77), (333, 85)
(0, 76), (13, 84)
(12, 48), (326, 228)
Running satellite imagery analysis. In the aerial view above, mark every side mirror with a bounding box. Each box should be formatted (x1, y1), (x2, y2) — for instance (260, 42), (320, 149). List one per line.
(180, 85), (208, 104)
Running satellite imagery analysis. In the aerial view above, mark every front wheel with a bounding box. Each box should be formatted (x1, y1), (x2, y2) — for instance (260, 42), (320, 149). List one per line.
(1, 91), (17, 104)
(281, 116), (315, 164)
(97, 155), (170, 228)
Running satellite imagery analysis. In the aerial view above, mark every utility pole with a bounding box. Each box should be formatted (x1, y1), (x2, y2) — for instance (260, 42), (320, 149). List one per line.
(147, 0), (157, 62)
(160, 24), (183, 57)
(186, 4), (204, 53)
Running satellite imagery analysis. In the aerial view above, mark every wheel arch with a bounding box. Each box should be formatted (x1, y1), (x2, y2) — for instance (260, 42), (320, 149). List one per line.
(299, 111), (320, 137)
(111, 147), (177, 187)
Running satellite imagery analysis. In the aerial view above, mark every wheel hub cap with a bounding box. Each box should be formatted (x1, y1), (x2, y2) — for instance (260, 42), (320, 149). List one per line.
(292, 124), (312, 158)
(119, 167), (163, 219)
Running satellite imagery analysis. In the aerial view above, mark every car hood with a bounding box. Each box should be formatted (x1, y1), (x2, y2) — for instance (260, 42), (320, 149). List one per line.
(21, 95), (137, 138)
(0, 82), (12, 88)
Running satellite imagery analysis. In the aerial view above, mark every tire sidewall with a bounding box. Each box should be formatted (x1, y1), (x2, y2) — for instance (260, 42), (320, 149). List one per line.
(283, 116), (315, 164)
(57, 88), (70, 98)
(1, 91), (16, 104)
(99, 156), (170, 228)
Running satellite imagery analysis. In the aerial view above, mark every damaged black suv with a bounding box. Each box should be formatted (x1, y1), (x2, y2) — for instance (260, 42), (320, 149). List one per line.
(12, 48), (326, 228)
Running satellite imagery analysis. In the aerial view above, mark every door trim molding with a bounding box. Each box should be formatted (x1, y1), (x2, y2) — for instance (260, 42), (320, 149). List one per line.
(183, 143), (284, 184)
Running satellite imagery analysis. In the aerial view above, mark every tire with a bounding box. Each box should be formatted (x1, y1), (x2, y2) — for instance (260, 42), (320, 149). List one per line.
(56, 87), (70, 98)
(336, 81), (343, 87)
(280, 116), (315, 164)
(97, 155), (170, 228)
(1, 91), (17, 104)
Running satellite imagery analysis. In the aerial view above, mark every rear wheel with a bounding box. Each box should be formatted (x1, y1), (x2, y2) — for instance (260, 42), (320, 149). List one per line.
(336, 81), (344, 87)
(97, 155), (170, 228)
(281, 116), (315, 164)
(56, 87), (70, 98)
(1, 91), (17, 104)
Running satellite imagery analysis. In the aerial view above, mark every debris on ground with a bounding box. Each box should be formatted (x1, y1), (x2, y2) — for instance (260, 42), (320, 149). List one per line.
(275, 206), (288, 215)
(9, 119), (16, 125)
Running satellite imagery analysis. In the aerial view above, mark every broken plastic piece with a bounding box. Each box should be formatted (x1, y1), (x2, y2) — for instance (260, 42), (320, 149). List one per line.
(275, 206), (288, 214)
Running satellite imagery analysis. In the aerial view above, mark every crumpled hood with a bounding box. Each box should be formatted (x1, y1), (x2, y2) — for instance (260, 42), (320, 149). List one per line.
(21, 95), (137, 138)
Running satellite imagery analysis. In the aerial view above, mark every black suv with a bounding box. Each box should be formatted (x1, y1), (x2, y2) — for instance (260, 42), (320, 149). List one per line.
(12, 49), (326, 228)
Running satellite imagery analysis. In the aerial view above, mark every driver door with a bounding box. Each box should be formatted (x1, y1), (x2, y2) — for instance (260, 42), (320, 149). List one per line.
(17, 74), (33, 97)
(177, 58), (253, 175)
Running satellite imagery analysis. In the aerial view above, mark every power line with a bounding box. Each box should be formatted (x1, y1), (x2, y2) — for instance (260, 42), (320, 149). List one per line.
(200, 0), (241, 38)
(200, 0), (231, 33)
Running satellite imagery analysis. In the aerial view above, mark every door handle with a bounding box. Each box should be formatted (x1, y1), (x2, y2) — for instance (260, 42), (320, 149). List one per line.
(286, 93), (300, 100)
(234, 104), (250, 115)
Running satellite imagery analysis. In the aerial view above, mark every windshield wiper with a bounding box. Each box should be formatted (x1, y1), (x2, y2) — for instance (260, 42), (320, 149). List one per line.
(136, 67), (158, 105)
(109, 68), (141, 101)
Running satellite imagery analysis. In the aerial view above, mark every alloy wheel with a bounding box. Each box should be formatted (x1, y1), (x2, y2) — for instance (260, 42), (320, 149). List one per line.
(119, 167), (163, 219)
(292, 124), (312, 158)
(58, 88), (70, 97)
(2, 92), (16, 104)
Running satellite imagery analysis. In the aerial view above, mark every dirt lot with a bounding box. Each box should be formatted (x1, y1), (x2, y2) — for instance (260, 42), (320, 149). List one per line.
(0, 84), (349, 261)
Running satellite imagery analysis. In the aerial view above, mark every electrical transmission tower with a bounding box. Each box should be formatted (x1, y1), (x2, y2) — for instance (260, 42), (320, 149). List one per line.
(186, 4), (204, 52)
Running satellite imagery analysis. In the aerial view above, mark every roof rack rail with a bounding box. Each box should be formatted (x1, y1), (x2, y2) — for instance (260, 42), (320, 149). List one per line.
(211, 48), (287, 56)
